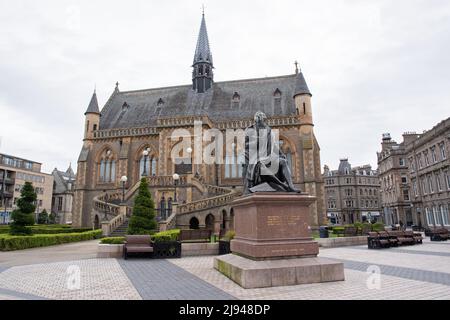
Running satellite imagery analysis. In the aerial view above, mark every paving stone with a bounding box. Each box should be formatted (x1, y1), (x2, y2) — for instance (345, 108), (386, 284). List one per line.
(118, 259), (236, 300)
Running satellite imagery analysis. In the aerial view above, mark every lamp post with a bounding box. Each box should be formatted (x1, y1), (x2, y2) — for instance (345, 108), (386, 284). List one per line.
(173, 173), (180, 203)
(186, 147), (195, 175)
(142, 148), (150, 177)
(120, 176), (128, 203)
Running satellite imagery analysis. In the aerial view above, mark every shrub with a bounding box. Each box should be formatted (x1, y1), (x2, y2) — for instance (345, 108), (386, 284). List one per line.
(10, 182), (36, 235)
(100, 237), (125, 244)
(371, 222), (385, 232)
(37, 210), (49, 224)
(0, 226), (92, 235)
(221, 230), (236, 241)
(0, 230), (102, 251)
(128, 178), (157, 235)
(152, 229), (180, 242)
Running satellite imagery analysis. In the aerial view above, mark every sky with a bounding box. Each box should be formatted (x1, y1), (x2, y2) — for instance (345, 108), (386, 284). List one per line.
(0, 0), (449, 173)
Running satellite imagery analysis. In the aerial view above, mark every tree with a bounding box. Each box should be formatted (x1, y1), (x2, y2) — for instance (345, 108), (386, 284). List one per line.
(48, 212), (57, 224)
(37, 209), (48, 224)
(10, 182), (36, 235)
(127, 178), (157, 235)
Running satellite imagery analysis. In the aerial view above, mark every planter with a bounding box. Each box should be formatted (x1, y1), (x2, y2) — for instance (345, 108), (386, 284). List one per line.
(219, 240), (231, 255)
(153, 241), (182, 259)
(98, 244), (124, 258)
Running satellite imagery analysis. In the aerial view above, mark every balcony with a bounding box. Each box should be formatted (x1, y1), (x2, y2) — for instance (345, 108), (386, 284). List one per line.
(0, 177), (14, 185)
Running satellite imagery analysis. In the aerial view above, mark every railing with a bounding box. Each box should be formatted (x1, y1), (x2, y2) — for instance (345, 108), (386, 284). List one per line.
(93, 126), (158, 139)
(101, 205), (127, 236)
(177, 188), (239, 215)
(93, 192), (122, 216)
(159, 210), (177, 232)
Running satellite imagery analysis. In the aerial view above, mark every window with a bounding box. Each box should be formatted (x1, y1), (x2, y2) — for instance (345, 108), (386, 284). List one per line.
(422, 179), (427, 195)
(418, 154), (423, 169)
(99, 149), (116, 183)
(225, 143), (244, 179)
(439, 205), (449, 226)
(93, 124), (97, 131)
(439, 143), (446, 160)
(431, 147), (437, 163)
(403, 189), (410, 201)
(413, 180), (418, 197)
(57, 197), (63, 211)
(434, 206), (443, 226)
(399, 158), (405, 166)
(401, 176), (407, 184)
(447, 172), (450, 190)
(428, 175), (434, 193)
(436, 173), (443, 191)
(425, 208), (434, 226)
(424, 152), (430, 166)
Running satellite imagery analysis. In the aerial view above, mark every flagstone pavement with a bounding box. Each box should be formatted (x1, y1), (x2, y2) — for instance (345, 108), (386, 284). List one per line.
(0, 239), (449, 300)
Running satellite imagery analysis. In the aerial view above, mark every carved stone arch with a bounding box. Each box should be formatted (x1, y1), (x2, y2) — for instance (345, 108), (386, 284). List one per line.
(96, 144), (117, 163)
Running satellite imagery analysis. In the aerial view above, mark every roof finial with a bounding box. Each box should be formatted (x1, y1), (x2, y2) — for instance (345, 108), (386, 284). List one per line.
(115, 81), (120, 93)
(94, 84), (96, 94)
(294, 61), (299, 74)
(202, 4), (205, 15)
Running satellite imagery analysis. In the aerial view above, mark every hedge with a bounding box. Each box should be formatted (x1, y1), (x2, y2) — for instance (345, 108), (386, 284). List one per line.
(0, 225), (93, 235)
(0, 230), (102, 251)
(151, 229), (180, 242)
(100, 237), (125, 245)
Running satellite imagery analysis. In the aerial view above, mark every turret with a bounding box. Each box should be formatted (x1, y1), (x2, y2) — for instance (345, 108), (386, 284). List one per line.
(293, 66), (313, 126)
(84, 90), (100, 140)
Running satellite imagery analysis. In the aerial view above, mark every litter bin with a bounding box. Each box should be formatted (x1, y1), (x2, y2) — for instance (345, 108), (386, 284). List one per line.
(319, 226), (329, 238)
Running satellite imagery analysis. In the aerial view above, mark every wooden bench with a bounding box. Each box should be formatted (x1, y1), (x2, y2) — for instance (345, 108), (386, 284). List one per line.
(179, 229), (212, 242)
(387, 231), (415, 246)
(123, 235), (154, 259)
(404, 231), (423, 244)
(368, 231), (390, 249)
(429, 228), (450, 241)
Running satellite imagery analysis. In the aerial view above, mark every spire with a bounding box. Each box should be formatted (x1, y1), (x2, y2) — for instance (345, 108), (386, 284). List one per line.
(84, 90), (100, 115)
(193, 12), (213, 66)
(293, 67), (312, 98)
(192, 12), (214, 93)
(66, 163), (75, 179)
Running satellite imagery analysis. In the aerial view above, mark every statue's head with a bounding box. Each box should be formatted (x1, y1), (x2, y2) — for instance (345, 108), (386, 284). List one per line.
(254, 111), (267, 127)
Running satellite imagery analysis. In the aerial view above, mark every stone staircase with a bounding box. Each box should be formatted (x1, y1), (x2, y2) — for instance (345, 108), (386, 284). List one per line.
(110, 220), (129, 237)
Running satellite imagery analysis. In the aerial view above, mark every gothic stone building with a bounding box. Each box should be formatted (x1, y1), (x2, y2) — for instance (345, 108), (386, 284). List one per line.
(323, 159), (381, 225)
(377, 117), (450, 229)
(73, 14), (325, 232)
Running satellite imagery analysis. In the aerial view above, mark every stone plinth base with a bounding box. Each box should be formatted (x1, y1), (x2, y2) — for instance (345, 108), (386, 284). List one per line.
(231, 193), (319, 260)
(214, 254), (345, 289)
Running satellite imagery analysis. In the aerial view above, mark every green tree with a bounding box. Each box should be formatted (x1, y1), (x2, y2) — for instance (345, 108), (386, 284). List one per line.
(127, 178), (157, 235)
(37, 209), (48, 224)
(10, 182), (36, 235)
(48, 212), (57, 224)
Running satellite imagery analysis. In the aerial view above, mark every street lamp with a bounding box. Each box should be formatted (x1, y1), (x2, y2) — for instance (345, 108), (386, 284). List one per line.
(173, 173), (180, 203)
(120, 176), (128, 203)
(142, 148), (150, 177)
(186, 147), (195, 175)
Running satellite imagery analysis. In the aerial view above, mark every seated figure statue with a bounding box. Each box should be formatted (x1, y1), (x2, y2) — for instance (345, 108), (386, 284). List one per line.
(242, 111), (300, 194)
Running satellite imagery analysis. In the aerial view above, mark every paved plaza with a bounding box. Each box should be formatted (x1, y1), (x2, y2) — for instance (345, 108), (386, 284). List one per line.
(0, 239), (449, 300)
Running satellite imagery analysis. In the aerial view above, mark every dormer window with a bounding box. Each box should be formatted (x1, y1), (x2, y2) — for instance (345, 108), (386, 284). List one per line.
(273, 88), (282, 98)
(232, 92), (240, 102)
(157, 98), (165, 106)
(122, 102), (129, 111)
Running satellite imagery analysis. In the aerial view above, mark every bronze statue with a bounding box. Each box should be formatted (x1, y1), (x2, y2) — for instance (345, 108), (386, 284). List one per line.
(242, 111), (300, 194)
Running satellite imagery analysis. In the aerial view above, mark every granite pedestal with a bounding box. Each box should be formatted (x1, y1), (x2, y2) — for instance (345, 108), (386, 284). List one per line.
(214, 193), (345, 288)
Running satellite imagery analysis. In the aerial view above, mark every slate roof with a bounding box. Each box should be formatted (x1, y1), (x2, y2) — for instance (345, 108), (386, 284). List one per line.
(99, 73), (311, 130)
(52, 166), (76, 194)
(193, 14), (213, 66)
(85, 91), (100, 115)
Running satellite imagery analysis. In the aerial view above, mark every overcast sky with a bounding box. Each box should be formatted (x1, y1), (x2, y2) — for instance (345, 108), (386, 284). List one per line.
(0, 0), (449, 174)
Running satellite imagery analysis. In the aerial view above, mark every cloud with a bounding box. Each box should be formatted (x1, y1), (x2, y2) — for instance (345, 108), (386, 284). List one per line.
(0, 0), (449, 173)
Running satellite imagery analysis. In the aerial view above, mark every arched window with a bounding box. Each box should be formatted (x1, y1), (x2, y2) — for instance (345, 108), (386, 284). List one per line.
(190, 217), (199, 230)
(225, 143), (244, 179)
(98, 149), (116, 183)
(138, 148), (157, 178)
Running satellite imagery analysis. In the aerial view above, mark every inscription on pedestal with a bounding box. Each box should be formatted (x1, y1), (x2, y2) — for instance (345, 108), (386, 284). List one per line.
(267, 215), (302, 226)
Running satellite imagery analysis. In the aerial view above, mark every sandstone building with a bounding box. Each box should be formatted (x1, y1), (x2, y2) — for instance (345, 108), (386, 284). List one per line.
(73, 14), (325, 233)
(323, 159), (381, 225)
(51, 164), (76, 225)
(377, 117), (450, 229)
(0, 153), (53, 224)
